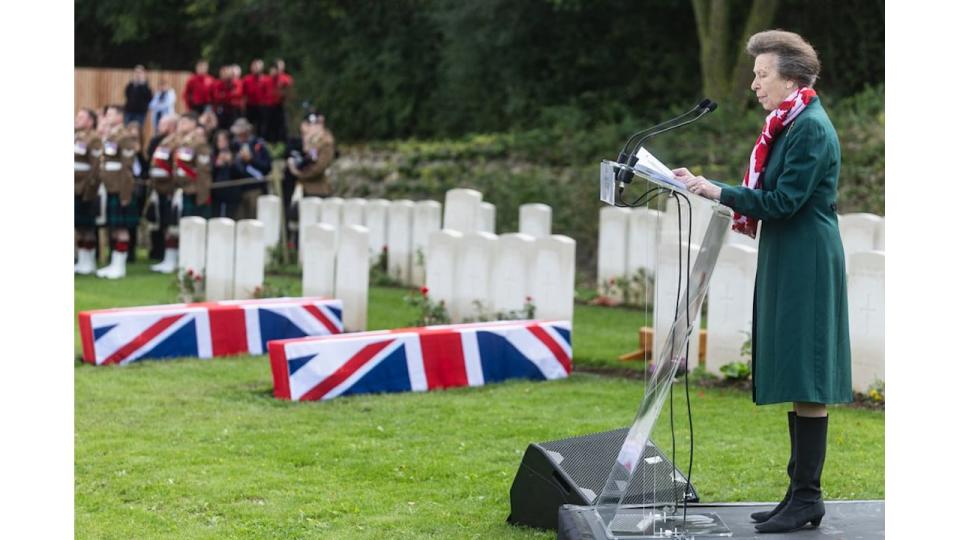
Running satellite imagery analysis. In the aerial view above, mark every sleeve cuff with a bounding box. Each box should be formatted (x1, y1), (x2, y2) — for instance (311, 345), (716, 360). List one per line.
(719, 186), (738, 207)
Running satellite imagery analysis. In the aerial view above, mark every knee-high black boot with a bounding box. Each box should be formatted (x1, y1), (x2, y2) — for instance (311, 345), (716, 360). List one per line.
(755, 415), (827, 533)
(751, 411), (797, 523)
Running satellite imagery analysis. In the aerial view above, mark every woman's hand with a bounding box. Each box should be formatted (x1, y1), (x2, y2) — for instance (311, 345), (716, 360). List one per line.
(683, 175), (721, 201)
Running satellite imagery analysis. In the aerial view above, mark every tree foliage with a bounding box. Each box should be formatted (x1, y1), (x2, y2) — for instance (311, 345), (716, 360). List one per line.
(75, 0), (884, 141)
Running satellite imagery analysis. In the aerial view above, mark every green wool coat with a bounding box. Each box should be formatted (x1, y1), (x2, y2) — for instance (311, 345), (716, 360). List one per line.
(718, 97), (853, 405)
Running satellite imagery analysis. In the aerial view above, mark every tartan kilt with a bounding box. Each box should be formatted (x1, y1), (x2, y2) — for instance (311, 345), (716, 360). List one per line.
(106, 193), (140, 229)
(74, 195), (97, 228)
(181, 194), (211, 219)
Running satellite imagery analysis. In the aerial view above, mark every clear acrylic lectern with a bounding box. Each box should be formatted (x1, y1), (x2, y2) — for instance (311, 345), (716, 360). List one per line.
(589, 160), (734, 539)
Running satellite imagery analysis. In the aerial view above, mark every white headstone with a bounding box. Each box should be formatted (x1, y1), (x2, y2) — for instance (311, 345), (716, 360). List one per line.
(626, 208), (661, 304)
(298, 197), (323, 264)
(454, 232), (498, 321)
(365, 199), (390, 262)
(479, 202), (496, 234)
(839, 213), (884, 262)
(443, 188), (482, 233)
(342, 198), (367, 227)
(847, 251), (885, 393)
(659, 196), (714, 248)
(705, 244), (758, 375)
(178, 216), (207, 277)
(205, 218), (236, 301)
(233, 219), (265, 299)
(387, 200), (415, 284)
(320, 197), (345, 228)
(425, 230), (462, 320)
(875, 219), (884, 251)
(529, 235), (576, 322)
(335, 225), (371, 332)
(412, 200), (443, 286)
(519, 203), (552, 238)
(255, 194), (282, 253)
(653, 241), (703, 370)
(490, 233), (536, 315)
(597, 207), (631, 298)
(301, 223), (337, 298)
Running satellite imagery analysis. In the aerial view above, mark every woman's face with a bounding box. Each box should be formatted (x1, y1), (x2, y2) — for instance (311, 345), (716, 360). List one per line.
(751, 53), (796, 111)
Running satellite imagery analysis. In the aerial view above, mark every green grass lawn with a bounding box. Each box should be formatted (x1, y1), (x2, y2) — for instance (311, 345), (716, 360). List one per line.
(75, 262), (884, 539)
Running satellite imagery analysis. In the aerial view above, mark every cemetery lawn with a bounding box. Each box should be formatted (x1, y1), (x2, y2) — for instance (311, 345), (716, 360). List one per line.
(75, 263), (884, 539)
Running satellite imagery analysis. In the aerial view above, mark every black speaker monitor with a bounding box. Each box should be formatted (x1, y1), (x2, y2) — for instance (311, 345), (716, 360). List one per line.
(507, 427), (698, 531)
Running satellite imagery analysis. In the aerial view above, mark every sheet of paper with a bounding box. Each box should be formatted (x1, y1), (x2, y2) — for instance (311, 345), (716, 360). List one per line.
(633, 147), (687, 190)
(599, 161), (617, 205)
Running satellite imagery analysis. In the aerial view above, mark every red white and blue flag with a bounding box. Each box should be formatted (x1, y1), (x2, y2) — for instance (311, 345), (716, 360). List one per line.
(268, 320), (572, 401)
(79, 297), (343, 366)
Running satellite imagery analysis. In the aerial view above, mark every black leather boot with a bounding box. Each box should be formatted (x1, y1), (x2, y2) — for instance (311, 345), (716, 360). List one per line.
(756, 415), (827, 533)
(751, 411), (797, 523)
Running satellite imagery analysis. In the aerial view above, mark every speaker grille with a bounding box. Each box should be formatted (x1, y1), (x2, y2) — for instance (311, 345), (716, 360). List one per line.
(540, 428), (697, 506)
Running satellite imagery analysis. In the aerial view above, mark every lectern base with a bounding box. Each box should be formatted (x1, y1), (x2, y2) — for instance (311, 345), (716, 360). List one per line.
(559, 506), (731, 539)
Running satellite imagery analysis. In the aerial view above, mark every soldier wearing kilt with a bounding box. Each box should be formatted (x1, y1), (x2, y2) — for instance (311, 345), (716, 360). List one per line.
(174, 115), (213, 220)
(96, 105), (140, 280)
(147, 116), (181, 274)
(74, 108), (101, 274)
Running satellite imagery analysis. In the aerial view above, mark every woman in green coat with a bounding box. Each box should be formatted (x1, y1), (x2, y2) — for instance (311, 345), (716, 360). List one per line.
(675, 30), (852, 534)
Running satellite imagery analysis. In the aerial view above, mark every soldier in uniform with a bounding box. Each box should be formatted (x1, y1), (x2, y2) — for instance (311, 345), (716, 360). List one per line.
(151, 113), (212, 276)
(74, 108), (101, 274)
(96, 105), (140, 279)
(287, 113), (335, 197)
(146, 114), (181, 273)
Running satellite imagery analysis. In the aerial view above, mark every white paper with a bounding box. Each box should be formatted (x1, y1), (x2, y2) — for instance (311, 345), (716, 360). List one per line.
(633, 147), (687, 190)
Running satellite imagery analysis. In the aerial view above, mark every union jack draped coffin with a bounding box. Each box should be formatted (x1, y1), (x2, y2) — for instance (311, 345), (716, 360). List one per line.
(78, 297), (343, 366)
(268, 320), (572, 401)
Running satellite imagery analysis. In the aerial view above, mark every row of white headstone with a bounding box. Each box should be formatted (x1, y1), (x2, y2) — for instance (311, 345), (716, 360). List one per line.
(425, 230), (576, 323)
(288, 189), (554, 287)
(177, 217), (265, 301)
(596, 205), (885, 392)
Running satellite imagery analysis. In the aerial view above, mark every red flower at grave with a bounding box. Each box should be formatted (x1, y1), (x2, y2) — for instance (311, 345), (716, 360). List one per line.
(609, 278), (616, 285)
(525, 296), (532, 303)
(420, 287), (429, 296)
(194, 274), (202, 282)
(186, 268), (194, 278)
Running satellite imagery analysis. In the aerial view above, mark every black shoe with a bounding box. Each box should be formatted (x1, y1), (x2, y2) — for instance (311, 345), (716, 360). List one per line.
(756, 415), (828, 533)
(751, 411), (797, 523)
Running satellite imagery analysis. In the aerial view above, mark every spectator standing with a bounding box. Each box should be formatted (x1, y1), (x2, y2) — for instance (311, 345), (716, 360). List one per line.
(262, 59), (294, 142)
(211, 130), (242, 218)
(229, 118), (272, 220)
(124, 65), (153, 129)
(242, 59), (266, 135)
(214, 65), (243, 131)
(148, 80), (177, 132)
(183, 60), (215, 115)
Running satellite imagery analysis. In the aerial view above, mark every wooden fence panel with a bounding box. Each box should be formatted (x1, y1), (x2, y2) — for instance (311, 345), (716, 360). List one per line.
(74, 67), (192, 141)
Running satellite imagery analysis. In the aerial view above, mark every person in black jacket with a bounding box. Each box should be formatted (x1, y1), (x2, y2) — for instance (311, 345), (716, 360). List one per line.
(124, 65), (153, 130)
(211, 129), (243, 218)
(229, 118), (272, 220)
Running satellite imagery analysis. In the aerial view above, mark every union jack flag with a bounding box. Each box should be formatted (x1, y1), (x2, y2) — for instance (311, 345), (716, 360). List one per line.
(79, 297), (343, 366)
(269, 320), (572, 401)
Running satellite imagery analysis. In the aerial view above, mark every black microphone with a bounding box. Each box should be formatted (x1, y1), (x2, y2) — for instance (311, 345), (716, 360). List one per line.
(616, 99), (714, 184)
(618, 100), (717, 184)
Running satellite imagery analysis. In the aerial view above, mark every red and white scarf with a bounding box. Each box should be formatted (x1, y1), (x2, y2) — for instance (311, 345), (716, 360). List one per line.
(732, 87), (817, 238)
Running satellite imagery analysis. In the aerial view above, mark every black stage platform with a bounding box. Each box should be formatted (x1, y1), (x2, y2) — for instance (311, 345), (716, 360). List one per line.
(559, 500), (884, 539)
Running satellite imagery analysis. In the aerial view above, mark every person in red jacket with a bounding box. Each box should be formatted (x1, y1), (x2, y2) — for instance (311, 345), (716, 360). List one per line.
(262, 59), (294, 143)
(213, 65), (244, 131)
(242, 59), (265, 136)
(183, 60), (214, 114)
